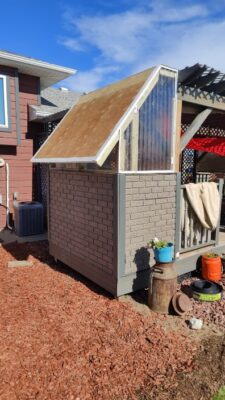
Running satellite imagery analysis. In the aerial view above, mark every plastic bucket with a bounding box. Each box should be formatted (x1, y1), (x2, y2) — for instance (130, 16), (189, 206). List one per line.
(154, 243), (174, 263)
(202, 255), (222, 282)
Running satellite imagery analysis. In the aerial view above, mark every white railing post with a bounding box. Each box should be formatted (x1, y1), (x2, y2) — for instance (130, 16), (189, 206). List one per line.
(215, 179), (224, 245)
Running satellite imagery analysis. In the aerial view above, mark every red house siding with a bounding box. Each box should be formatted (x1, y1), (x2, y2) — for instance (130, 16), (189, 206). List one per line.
(0, 66), (39, 228)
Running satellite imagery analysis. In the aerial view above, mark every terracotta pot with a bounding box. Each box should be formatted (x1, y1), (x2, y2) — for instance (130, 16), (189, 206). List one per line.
(201, 254), (222, 282)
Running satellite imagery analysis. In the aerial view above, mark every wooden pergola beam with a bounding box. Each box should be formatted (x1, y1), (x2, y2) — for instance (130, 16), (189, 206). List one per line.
(178, 86), (225, 111)
(180, 108), (212, 152)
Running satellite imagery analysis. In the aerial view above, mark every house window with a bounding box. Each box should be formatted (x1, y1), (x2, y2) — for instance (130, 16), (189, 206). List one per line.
(0, 75), (8, 128)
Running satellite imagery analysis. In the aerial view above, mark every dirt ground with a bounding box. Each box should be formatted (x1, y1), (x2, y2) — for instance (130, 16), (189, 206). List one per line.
(0, 241), (224, 400)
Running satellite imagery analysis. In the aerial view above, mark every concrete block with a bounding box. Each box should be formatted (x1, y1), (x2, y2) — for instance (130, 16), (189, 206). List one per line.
(8, 260), (33, 268)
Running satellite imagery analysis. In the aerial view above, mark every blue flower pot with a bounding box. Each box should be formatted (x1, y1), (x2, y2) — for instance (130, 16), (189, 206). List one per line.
(154, 243), (174, 263)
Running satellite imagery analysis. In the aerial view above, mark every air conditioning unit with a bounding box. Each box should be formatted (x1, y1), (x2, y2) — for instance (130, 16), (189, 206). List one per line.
(14, 201), (44, 236)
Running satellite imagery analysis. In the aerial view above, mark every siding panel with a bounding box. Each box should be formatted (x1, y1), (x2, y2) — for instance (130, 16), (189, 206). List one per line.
(124, 173), (177, 274)
(49, 169), (117, 295)
(0, 67), (39, 228)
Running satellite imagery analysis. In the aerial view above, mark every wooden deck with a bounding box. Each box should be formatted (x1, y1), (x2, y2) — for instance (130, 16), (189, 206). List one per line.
(175, 230), (225, 276)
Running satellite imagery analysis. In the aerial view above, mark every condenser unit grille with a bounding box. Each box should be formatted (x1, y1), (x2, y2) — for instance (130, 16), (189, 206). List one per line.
(14, 201), (44, 236)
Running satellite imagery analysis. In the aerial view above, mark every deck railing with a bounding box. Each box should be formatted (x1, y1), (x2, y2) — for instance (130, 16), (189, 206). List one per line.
(178, 179), (224, 253)
(196, 172), (211, 183)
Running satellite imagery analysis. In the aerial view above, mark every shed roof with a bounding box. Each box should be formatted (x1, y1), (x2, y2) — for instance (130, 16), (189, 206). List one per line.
(32, 67), (155, 163)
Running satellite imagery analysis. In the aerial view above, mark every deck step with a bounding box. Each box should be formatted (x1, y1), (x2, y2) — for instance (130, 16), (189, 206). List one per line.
(175, 244), (225, 276)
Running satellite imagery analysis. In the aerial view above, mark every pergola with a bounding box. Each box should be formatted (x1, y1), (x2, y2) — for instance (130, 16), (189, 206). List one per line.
(175, 63), (225, 183)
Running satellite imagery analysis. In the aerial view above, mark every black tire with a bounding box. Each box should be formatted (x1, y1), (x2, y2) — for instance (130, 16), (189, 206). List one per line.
(191, 280), (222, 294)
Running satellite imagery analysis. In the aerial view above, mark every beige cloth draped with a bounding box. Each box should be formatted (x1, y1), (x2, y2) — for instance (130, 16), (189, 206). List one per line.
(183, 182), (220, 231)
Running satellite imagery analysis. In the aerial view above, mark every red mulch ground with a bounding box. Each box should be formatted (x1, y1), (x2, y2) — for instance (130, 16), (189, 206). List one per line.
(0, 241), (197, 400)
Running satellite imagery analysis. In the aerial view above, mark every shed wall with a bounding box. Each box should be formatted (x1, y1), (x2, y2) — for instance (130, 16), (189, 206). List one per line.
(117, 173), (177, 295)
(49, 169), (117, 295)
(125, 173), (176, 272)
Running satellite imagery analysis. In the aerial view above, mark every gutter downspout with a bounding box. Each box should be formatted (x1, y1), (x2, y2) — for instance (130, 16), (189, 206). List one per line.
(6, 163), (12, 230)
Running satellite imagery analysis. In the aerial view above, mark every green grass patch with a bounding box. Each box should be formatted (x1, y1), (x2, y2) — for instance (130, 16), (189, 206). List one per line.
(212, 386), (225, 400)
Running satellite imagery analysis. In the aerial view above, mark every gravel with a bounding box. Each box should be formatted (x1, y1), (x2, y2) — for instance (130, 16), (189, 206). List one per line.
(179, 276), (225, 329)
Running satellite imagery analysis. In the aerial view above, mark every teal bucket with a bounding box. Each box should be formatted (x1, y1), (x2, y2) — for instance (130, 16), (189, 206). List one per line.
(154, 243), (174, 263)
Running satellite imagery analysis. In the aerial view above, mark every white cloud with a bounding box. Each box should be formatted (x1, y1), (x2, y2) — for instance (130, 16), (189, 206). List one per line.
(59, 0), (225, 91)
(137, 19), (225, 72)
(64, 65), (120, 93)
(58, 37), (84, 52)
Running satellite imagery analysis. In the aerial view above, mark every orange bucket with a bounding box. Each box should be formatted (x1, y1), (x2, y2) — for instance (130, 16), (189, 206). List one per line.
(202, 254), (222, 282)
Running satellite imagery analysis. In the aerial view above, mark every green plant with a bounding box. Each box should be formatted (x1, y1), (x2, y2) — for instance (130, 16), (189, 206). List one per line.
(212, 386), (225, 400)
(148, 238), (170, 250)
(154, 240), (169, 249)
(203, 252), (219, 259)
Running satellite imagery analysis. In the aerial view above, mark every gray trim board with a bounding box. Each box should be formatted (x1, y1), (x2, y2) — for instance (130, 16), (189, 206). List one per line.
(15, 70), (21, 144)
(174, 172), (181, 257)
(113, 175), (118, 281)
(117, 173), (126, 279)
(117, 269), (150, 296)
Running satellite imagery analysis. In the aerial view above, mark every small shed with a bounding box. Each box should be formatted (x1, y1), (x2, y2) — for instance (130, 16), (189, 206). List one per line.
(32, 65), (180, 296)
(33, 63), (225, 294)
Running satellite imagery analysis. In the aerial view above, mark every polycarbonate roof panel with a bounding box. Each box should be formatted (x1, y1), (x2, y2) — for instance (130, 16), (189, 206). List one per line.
(33, 68), (154, 160)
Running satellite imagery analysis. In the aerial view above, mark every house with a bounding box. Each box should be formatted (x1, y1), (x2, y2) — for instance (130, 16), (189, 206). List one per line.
(0, 50), (78, 228)
(32, 63), (225, 296)
(30, 86), (81, 212)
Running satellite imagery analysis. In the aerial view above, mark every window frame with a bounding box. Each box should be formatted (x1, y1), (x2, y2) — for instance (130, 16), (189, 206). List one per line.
(0, 74), (9, 129)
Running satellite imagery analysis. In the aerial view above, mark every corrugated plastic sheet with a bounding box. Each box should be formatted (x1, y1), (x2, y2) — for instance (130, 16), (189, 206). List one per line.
(33, 68), (154, 161)
(138, 73), (175, 170)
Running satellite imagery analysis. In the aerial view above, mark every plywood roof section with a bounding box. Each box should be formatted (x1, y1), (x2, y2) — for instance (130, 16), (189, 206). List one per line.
(33, 68), (154, 162)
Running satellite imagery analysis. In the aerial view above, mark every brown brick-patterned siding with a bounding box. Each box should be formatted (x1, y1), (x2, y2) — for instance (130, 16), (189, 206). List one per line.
(0, 65), (39, 228)
(124, 173), (177, 274)
(49, 170), (116, 281)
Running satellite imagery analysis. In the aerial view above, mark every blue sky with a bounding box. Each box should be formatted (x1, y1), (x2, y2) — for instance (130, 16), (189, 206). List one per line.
(1, 0), (225, 92)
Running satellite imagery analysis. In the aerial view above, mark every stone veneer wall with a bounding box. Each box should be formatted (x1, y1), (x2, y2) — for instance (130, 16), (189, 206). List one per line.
(49, 169), (117, 295)
(124, 173), (177, 275)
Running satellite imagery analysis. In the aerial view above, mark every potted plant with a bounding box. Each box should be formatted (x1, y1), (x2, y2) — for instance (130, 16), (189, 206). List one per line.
(202, 252), (222, 282)
(148, 237), (174, 263)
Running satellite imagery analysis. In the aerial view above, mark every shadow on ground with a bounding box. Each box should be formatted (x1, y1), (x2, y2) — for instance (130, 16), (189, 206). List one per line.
(3, 239), (113, 300)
